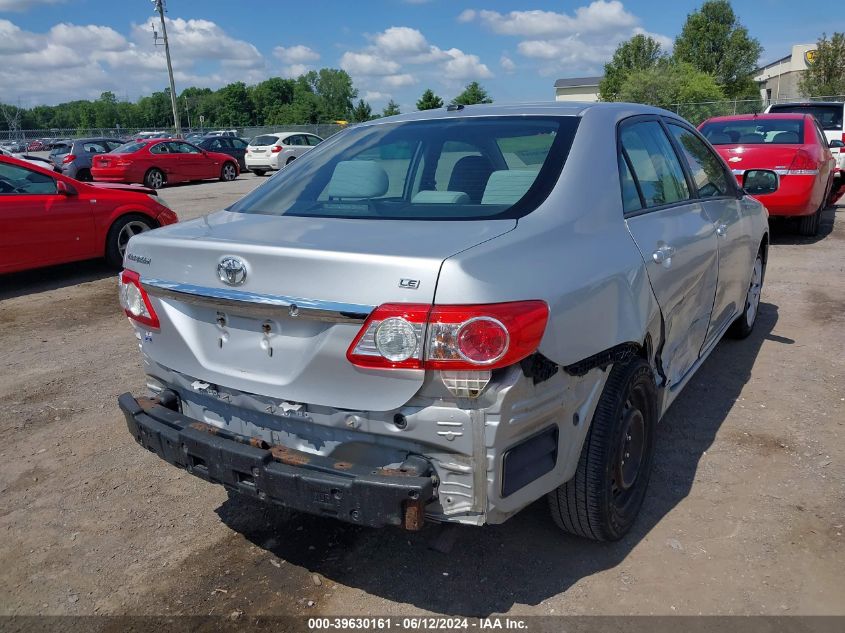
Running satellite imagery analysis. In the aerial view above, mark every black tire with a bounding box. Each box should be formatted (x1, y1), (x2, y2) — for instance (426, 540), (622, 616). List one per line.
(251, 169), (267, 177)
(548, 358), (657, 541)
(286, 156), (296, 165)
(728, 249), (765, 339)
(220, 162), (237, 182)
(144, 168), (165, 190)
(76, 169), (92, 182)
(105, 214), (155, 268)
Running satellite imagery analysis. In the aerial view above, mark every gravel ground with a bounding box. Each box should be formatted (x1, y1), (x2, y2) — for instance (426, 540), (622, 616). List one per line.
(0, 174), (843, 619)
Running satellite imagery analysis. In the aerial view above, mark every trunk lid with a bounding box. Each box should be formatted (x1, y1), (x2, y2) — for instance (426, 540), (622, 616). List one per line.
(125, 210), (515, 411)
(714, 144), (805, 175)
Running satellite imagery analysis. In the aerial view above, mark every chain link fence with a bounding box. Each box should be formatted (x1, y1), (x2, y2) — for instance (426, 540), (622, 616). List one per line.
(669, 95), (845, 126)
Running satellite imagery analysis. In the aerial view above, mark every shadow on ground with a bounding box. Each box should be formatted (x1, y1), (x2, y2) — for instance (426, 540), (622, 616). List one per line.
(0, 259), (114, 301)
(217, 302), (782, 616)
(769, 205), (838, 246)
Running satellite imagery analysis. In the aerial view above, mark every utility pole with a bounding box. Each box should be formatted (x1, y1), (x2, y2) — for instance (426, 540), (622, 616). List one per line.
(151, 0), (181, 137)
(184, 95), (191, 131)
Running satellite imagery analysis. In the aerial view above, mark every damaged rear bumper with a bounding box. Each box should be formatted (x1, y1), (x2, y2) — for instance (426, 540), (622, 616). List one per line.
(118, 392), (435, 529)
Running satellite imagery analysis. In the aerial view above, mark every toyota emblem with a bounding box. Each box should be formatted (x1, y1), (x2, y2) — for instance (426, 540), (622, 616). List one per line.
(217, 256), (247, 286)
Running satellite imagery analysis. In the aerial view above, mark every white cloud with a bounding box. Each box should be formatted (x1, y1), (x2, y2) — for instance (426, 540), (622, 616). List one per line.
(363, 90), (389, 102)
(500, 55), (516, 73)
(457, 9), (476, 23)
(471, 2), (637, 38)
(464, 1), (671, 77)
(442, 48), (492, 80)
(340, 51), (400, 76)
(0, 0), (64, 11)
(372, 26), (429, 55)
(339, 24), (492, 95)
(383, 73), (417, 88)
(0, 16), (269, 106)
(281, 63), (310, 78)
(273, 44), (319, 64)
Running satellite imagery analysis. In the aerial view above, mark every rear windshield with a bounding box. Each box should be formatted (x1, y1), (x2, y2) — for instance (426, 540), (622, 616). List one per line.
(700, 119), (804, 145)
(112, 142), (147, 154)
(50, 144), (70, 155)
(768, 104), (843, 130)
(229, 116), (579, 221)
(250, 135), (279, 146)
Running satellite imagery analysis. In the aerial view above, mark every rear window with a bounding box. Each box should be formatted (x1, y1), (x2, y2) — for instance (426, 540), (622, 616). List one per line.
(229, 116), (579, 221)
(112, 142), (147, 154)
(50, 144), (70, 155)
(700, 119), (805, 145)
(250, 135), (279, 146)
(768, 104), (843, 131)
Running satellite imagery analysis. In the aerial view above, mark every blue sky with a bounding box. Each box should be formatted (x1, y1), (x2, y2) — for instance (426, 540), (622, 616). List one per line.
(0, 0), (833, 110)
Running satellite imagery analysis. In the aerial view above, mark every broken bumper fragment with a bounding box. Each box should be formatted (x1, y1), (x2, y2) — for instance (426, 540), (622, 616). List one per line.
(118, 392), (435, 529)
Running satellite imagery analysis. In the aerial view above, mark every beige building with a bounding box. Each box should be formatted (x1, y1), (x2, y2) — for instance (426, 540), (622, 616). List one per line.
(554, 76), (602, 102)
(755, 44), (815, 103)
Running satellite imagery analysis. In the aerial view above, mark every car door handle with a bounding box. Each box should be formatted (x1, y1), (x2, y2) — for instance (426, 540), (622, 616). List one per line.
(716, 223), (728, 237)
(652, 244), (676, 265)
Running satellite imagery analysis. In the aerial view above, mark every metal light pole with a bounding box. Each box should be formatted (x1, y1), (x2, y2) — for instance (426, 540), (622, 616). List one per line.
(152, 0), (181, 137)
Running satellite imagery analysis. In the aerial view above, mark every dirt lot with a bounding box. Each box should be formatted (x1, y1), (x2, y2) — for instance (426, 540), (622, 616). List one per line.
(1, 174), (843, 620)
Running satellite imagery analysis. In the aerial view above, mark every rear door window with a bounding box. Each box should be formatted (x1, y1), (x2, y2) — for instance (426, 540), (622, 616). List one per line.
(666, 123), (730, 198)
(82, 142), (107, 154)
(305, 135), (322, 147)
(620, 121), (690, 208)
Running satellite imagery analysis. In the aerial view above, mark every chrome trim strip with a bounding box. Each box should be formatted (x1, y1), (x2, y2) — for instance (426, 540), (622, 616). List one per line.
(732, 168), (818, 176)
(140, 278), (373, 324)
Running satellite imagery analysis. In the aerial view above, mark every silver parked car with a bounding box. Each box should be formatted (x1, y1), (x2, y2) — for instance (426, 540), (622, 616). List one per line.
(118, 102), (775, 540)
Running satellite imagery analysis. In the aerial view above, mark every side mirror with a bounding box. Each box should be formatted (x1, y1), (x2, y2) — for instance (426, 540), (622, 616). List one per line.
(743, 169), (779, 196)
(829, 140), (844, 148)
(56, 180), (77, 196)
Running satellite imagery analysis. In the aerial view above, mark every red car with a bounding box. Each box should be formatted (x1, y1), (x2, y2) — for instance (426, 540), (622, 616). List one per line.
(91, 139), (240, 189)
(699, 113), (836, 236)
(0, 155), (177, 274)
(26, 140), (45, 152)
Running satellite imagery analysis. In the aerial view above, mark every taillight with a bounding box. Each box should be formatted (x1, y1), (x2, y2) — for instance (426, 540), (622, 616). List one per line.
(118, 270), (160, 329)
(271, 146), (282, 153)
(62, 154), (76, 164)
(787, 149), (818, 174)
(347, 301), (549, 371)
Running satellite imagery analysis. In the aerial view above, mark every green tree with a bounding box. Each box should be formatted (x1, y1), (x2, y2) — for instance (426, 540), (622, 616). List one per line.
(350, 99), (373, 122)
(799, 33), (845, 98)
(599, 35), (666, 101)
(304, 68), (357, 121)
(619, 61), (726, 124)
(451, 81), (493, 105)
(416, 88), (443, 110)
(382, 99), (401, 117)
(673, 0), (762, 99)
(250, 77), (295, 123)
(218, 82), (254, 126)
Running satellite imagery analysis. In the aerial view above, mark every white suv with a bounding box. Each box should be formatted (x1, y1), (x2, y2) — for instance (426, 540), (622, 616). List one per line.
(245, 132), (323, 176)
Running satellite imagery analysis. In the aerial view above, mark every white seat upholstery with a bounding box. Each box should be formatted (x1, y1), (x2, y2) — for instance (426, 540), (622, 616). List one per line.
(326, 161), (389, 198)
(481, 170), (538, 205)
(411, 190), (471, 204)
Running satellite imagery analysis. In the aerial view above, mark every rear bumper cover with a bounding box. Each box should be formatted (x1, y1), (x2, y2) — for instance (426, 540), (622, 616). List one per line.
(118, 392), (435, 529)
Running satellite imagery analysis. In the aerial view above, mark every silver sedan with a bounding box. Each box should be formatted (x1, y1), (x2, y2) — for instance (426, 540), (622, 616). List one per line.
(118, 102), (774, 540)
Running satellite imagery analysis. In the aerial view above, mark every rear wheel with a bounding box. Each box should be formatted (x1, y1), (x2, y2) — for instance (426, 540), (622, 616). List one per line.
(251, 169), (267, 177)
(76, 169), (92, 182)
(285, 156), (296, 165)
(798, 203), (822, 236)
(144, 168), (165, 190)
(220, 162), (237, 182)
(547, 358), (657, 541)
(105, 214), (155, 268)
(728, 249), (764, 339)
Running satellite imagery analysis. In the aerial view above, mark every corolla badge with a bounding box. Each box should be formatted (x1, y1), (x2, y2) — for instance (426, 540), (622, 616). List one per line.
(217, 256), (248, 286)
